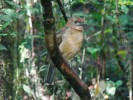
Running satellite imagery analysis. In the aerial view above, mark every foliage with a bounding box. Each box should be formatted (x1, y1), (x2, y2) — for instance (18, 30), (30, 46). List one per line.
(0, 0), (132, 100)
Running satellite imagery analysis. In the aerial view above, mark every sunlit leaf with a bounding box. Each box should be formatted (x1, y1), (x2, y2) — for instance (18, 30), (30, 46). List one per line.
(105, 28), (112, 34)
(117, 50), (127, 56)
(119, 0), (133, 5)
(106, 80), (116, 96)
(2, 9), (19, 18)
(23, 84), (33, 95)
(79, 0), (85, 4)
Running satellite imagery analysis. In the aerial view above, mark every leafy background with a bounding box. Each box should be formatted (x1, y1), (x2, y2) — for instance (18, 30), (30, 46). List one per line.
(0, 0), (132, 100)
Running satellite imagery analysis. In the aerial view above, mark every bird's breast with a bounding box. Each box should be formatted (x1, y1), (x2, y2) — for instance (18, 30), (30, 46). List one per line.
(59, 28), (83, 60)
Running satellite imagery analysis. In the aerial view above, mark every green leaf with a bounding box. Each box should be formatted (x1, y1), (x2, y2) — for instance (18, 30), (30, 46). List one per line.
(117, 50), (127, 56)
(25, 5), (39, 14)
(5, 1), (21, 8)
(86, 47), (100, 58)
(0, 45), (7, 51)
(105, 28), (112, 34)
(118, 14), (129, 26)
(0, 21), (12, 31)
(79, 0), (85, 3)
(0, 33), (8, 36)
(119, 1), (133, 5)
(38, 65), (47, 73)
(92, 0), (100, 4)
(2, 9), (19, 19)
(10, 32), (17, 37)
(106, 15), (117, 24)
(23, 84), (33, 95)
(115, 80), (123, 88)
(106, 80), (116, 96)
(121, 5), (129, 14)
(76, 56), (82, 63)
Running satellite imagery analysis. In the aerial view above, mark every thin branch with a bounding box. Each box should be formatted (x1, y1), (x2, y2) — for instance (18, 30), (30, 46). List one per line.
(56, 0), (68, 22)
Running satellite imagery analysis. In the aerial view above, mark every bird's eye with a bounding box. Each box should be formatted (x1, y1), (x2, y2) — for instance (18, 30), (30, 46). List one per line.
(75, 21), (78, 23)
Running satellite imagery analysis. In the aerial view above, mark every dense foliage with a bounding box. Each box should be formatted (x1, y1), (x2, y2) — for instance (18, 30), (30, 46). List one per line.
(0, 0), (132, 100)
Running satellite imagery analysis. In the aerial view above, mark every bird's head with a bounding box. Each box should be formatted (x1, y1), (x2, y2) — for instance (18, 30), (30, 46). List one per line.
(66, 17), (85, 31)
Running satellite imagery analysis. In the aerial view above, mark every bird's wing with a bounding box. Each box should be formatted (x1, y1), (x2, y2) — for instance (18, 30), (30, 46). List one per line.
(56, 26), (68, 45)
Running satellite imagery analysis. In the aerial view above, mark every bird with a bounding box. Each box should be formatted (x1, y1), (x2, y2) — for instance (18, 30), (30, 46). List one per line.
(45, 17), (84, 84)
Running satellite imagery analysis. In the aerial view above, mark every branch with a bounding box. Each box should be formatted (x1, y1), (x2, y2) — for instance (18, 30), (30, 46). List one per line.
(56, 0), (68, 22)
(41, 1), (91, 99)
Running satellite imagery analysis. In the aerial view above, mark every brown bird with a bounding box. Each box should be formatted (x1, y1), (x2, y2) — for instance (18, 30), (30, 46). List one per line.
(45, 17), (84, 84)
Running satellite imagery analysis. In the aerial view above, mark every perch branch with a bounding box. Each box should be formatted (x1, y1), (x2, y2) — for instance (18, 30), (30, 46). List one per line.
(41, 1), (91, 99)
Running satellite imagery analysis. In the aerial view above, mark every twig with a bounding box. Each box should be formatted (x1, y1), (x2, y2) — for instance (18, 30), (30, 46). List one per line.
(56, 0), (68, 22)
